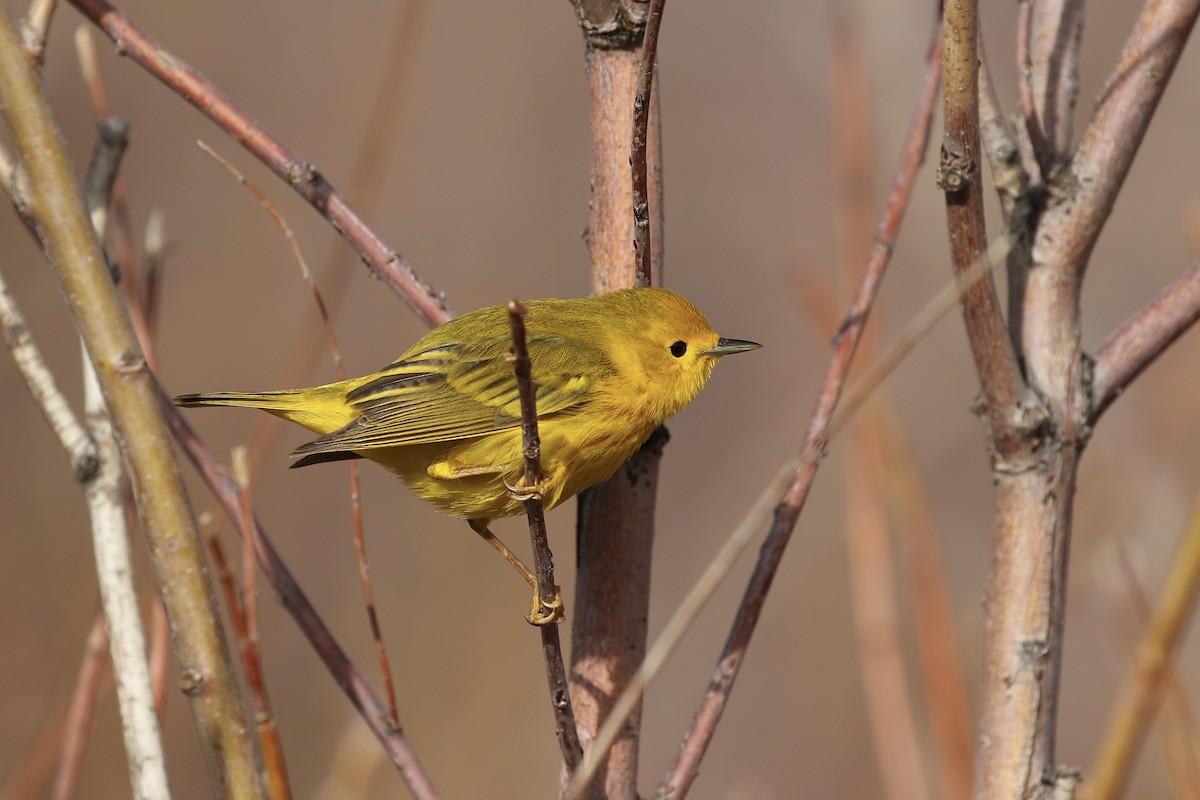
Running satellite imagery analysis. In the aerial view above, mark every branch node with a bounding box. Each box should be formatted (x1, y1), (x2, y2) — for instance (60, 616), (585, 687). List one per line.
(285, 160), (318, 187)
(114, 347), (147, 374)
(936, 142), (974, 193)
(177, 666), (204, 695)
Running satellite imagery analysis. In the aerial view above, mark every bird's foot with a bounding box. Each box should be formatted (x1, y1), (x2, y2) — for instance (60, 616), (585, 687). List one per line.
(526, 586), (565, 626)
(505, 477), (544, 504)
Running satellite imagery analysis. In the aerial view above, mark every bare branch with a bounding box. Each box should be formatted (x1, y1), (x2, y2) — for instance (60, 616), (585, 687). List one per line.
(506, 300), (584, 776)
(571, 11), (664, 794)
(1092, 260), (1200, 420)
(0, 270), (97, 481)
(939, 0), (1032, 459)
(66, 0), (452, 327)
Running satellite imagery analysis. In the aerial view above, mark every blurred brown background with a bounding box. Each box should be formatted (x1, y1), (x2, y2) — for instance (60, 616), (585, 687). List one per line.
(3, 1), (1200, 797)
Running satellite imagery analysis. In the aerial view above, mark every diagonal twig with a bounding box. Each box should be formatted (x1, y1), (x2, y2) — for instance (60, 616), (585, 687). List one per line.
(1091, 259), (1200, 421)
(655, 20), (944, 798)
(66, 0), (452, 327)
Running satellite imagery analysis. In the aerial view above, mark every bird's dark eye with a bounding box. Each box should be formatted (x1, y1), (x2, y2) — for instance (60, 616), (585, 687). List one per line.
(670, 340), (687, 358)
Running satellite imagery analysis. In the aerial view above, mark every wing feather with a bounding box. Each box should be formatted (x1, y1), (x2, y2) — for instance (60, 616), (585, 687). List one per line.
(291, 328), (611, 461)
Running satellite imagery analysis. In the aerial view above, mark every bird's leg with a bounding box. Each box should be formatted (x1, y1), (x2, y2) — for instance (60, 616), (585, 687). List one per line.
(468, 520), (564, 625)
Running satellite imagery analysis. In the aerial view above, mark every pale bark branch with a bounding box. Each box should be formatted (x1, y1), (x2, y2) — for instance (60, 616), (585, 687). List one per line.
(0, 8), (263, 793)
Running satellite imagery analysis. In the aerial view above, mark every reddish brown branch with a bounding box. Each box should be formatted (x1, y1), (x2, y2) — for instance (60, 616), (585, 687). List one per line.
(940, 0), (1032, 459)
(656, 26), (943, 798)
(631, 0), (664, 288)
(571, 14), (662, 796)
(50, 612), (109, 800)
(1092, 260), (1200, 420)
(506, 300), (584, 774)
(66, 0), (451, 327)
(231, 452), (292, 800)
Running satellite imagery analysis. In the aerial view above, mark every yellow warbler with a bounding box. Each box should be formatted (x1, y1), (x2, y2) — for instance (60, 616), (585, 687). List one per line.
(176, 287), (759, 623)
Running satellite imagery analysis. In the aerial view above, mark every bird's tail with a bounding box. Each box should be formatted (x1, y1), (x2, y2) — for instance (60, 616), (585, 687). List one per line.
(173, 388), (350, 435)
(174, 389), (303, 411)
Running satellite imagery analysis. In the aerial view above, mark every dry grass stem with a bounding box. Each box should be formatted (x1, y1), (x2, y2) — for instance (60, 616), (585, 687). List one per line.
(1086, 494), (1200, 798)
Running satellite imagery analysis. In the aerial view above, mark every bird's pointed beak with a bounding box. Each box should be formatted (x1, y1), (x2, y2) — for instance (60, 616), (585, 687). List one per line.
(705, 337), (762, 357)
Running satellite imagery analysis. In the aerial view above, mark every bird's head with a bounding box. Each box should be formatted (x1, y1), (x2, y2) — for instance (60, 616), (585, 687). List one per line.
(606, 288), (761, 424)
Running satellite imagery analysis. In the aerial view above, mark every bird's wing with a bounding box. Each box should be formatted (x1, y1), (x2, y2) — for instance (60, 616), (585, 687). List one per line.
(290, 332), (610, 460)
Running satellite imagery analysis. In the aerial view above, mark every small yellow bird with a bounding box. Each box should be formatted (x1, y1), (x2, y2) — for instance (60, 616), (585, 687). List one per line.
(176, 287), (759, 623)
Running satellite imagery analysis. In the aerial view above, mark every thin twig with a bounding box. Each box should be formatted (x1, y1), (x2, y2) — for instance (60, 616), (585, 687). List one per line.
(655, 23), (943, 798)
(50, 613), (109, 800)
(198, 137), (403, 727)
(1091, 260), (1200, 421)
(631, 0), (664, 288)
(67, 0), (451, 327)
(0, 9), (263, 793)
(161, 391), (441, 800)
(1087, 494), (1200, 799)
(142, 208), (166, 335)
(74, 27), (143, 331)
(231, 450), (292, 800)
(0, 270), (98, 482)
(506, 300), (583, 774)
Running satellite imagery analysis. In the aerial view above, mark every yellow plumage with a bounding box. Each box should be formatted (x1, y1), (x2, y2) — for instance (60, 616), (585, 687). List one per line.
(175, 287), (759, 622)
